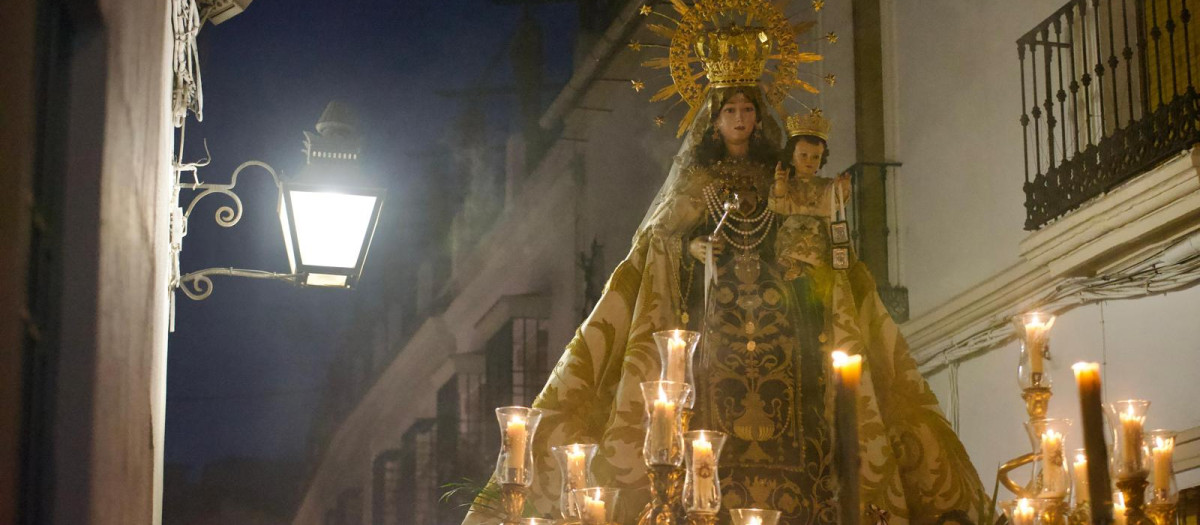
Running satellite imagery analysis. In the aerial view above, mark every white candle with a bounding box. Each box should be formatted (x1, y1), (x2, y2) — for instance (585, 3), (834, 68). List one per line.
(1072, 453), (1090, 504)
(1023, 314), (1050, 381)
(583, 495), (606, 524)
(1118, 406), (1144, 472)
(1113, 492), (1128, 525)
(1013, 498), (1035, 525)
(1041, 430), (1067, 496)
(506, 416), (528, 474)
(665, 334), (687, 383)
(651, 387), (677, 455)
(692, 434), (716, 507)
(746, 517), (763, 525)
(567, 444), (587, 489)
(1152, 436), (1174, 494)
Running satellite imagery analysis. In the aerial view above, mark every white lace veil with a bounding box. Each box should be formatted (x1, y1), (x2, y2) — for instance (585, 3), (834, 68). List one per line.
(635, 86), (784, 234)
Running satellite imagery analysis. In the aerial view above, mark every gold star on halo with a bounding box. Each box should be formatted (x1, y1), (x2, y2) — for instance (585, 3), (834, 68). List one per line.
(824, 73), (837, 86)
(654, 116), (666, 127)
(825, 31), (838, 44)
(631, 80), (645, 92)
(628, 40), (643, 52)
(639, 4), (653, 16)
(812, 0), (825, 12)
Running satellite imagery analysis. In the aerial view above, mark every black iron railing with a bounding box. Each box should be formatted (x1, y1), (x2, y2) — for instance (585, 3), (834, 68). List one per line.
(1020, 0), (1200, 230)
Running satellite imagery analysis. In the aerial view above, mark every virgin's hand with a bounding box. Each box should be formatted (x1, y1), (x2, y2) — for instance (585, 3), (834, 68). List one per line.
(688, 236), (724, 262)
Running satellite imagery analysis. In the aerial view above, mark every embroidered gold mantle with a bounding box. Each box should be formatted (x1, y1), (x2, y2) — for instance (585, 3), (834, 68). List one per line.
(464, 162), (989, 525)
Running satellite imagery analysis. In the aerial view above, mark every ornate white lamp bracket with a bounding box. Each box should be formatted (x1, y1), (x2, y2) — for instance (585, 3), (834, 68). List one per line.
(170, 160), (298, 307)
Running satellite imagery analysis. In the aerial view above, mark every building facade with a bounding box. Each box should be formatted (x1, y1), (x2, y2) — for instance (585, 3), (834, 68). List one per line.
(294, 1), (1200, 524)
(2, 0), (177, 524)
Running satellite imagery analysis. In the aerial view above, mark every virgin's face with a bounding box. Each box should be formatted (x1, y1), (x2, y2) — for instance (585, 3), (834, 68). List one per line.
(714, 92), (757, 146)
(791, 140), (825, 178)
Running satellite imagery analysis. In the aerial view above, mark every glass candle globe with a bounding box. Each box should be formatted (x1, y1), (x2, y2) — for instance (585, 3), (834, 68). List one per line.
(493, 406), (543, 486)
(641, 381), (691, 467)
(683, 430), (727, 514)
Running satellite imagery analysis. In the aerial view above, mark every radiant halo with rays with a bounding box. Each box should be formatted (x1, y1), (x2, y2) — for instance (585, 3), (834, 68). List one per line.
(630, 0), (834, 136)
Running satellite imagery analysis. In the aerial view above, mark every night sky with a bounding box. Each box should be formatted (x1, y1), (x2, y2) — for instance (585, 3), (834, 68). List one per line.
(166, 0), (577, 472)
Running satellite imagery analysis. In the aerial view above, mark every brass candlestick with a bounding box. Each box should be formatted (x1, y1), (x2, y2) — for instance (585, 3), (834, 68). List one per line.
(1116, 476), (1155, 525)
(1067, 501), (1091, 525)
(638, 464), (684, 525)
(1144, 503), (1176, 525)
(1023, 386), (1052, 420)
(1038, 499), (1071, 525)
(997, 387), (1052, 499)
(500, 483), (528, 525)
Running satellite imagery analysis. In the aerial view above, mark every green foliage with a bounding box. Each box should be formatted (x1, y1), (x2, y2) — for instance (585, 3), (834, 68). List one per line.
(439, 479), (535, 519)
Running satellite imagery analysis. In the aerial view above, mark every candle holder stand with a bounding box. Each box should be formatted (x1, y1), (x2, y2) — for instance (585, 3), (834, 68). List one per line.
(1116, 476), (1155, 525)
(686, 511), (718, 525)
(1144, 503), (1176, 525)
(1067, 501), (1090, 525)
(1038, 499), (1071, 525)
(1023, 386), (1052, 420)
(638, 464), (684, 525)
(500, 483), (528, 525)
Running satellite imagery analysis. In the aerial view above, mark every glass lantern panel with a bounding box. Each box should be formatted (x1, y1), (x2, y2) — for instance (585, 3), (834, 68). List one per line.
(288, 190), (378, 269)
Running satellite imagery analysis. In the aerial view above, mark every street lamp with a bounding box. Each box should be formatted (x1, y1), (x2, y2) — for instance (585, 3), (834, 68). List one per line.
(170, 101), (385, 317)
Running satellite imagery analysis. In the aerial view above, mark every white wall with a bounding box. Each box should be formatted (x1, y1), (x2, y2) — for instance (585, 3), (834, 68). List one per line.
(890, 1), (1059, 316)
(890, 0), (1200, 497)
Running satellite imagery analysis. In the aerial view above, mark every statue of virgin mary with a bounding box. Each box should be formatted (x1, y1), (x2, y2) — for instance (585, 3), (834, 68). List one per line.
(465, 1), (990, 523)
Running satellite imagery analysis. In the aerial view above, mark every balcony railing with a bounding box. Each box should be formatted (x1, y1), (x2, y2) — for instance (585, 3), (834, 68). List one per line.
(1019, 0), (1200, 230)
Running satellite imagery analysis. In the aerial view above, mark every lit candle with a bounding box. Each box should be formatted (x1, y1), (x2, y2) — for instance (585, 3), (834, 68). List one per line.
(651, 386), (677, 456)
(1023, 314), (1051, 383)
(746, 517), (763, 525)
(1041, 430), (1067, 496)
(1073, 362), (1113, 523)
(567, 444), (587, 490)
(1012, 498), (1035, 525)
(1118, 404), (1145, 473)
(506, 415), (528, 475)
(1113, 492), (1128, 525)
(1072, 452), (1090, 504)
(583, 495), (606, 524)
(692, 434), (716, 507)
(832, 351), (863, 525)
(832, 351), (863, 390)
(665, 334), (687, 384)
(1152, 435), (1174, 494)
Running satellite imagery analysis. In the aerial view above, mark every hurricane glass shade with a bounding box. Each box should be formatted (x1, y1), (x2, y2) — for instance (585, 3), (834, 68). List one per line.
(653, 329), (701, 407)
(552, 443), (599, 519)
(640, 381), (691, 467)
(1107, 400), (1151, 478)
(493, 406), (543, 486)
(279, 182), (385, 288)
(572, 487), (620, 525)
(1146, 429), (1178, 503)
(1013, 313), (1055, 390)
(729, 508), (783, 525)
(683, 430), (727, 513)
(1025, 418), (1073, 500)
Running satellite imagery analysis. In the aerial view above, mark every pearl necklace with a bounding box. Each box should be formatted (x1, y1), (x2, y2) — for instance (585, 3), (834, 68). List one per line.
(703, 181), (775, 252)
